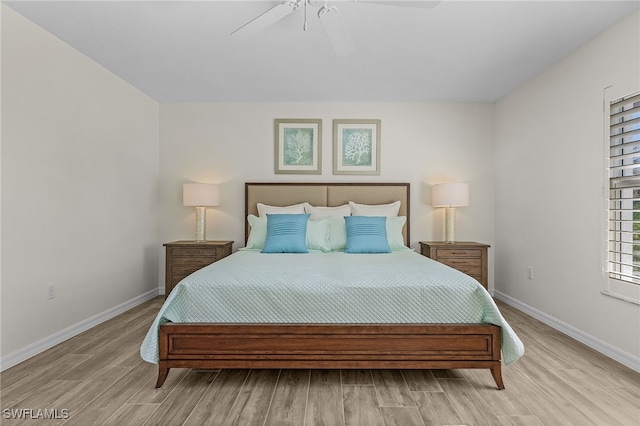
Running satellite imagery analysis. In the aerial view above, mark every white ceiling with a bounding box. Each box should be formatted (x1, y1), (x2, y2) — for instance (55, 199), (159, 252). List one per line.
(4, 1), (639, 102)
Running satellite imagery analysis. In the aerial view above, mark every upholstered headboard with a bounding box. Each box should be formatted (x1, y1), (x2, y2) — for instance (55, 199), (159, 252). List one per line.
(245, 182), (410, 245)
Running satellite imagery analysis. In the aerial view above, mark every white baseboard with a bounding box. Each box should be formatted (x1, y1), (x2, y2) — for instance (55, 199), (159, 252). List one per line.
(0, 288), (159, 372)
(494, 290), (640, 373)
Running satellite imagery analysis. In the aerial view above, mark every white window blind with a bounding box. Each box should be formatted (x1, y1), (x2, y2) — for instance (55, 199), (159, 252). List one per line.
(606, 86), (640, 303)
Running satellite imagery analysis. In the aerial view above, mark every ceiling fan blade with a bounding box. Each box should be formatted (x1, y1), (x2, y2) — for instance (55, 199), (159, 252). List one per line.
(231, 1), (300, 38)
(354, 0), (440, 8)
(318, 6), (356, 57)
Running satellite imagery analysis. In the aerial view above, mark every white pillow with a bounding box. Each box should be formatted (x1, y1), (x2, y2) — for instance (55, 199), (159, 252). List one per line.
(386, 216), (409, 251)
(244, 214), (331, 252)
(306, 217), (331, 252)
(257, 202), (306, 218)
(245, 214), (267, 249)
(304, 203), (351, 220)
(349, 200), (401, 217)
(328, 217), (348, 251)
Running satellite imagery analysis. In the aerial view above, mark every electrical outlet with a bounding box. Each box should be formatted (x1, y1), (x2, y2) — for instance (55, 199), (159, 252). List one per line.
(47, 284), (56, 300)
(527, 267), (534, 280)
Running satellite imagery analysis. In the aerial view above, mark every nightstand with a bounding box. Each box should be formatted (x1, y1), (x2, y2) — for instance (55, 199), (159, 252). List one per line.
(163, 240), (233, 296)
(419, 241), (490, 289)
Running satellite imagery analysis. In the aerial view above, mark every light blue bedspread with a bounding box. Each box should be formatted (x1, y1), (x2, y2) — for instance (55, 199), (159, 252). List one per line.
(140, 250), (524, 364)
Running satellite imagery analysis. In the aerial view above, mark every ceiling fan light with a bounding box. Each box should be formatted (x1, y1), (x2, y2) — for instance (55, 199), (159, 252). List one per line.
(318, 6), (356, 57)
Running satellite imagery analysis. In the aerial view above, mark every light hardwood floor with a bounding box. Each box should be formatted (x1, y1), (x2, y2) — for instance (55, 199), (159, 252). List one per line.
(1, 297), (638, 425)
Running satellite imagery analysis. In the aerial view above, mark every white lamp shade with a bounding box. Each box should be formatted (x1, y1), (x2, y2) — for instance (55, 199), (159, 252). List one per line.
(183, 183), (220, 207)
(431, 183), (469, 207)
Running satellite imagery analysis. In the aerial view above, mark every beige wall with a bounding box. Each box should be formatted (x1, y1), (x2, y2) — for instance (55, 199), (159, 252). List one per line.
(494, 11), (640, 361)
(1, 6), (160, 360)
(158, 101), (496, 282)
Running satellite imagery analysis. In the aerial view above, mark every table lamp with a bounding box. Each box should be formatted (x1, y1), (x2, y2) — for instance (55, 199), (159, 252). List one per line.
(431, 182), (469, 243)
(183, 183), (220, 242)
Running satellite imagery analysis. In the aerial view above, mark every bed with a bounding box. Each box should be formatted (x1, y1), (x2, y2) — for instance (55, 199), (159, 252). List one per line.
(141, 182), (524, 389)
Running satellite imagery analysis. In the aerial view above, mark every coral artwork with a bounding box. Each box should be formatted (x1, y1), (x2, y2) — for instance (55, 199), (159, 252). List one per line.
(284, 128), (314, 166)
(342, 129), (372, 166)
(274, 119), (322, 174)
(333, 119), (380, 175)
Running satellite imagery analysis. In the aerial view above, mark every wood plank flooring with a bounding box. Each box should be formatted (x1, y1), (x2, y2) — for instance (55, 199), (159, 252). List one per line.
(1, 297), (638, 425)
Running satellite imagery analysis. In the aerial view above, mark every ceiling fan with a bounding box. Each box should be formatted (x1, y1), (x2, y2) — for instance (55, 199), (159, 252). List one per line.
(231, 0), (440, 57)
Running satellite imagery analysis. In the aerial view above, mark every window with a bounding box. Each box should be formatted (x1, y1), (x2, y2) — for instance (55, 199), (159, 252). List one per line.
(604, 80), (640, 304)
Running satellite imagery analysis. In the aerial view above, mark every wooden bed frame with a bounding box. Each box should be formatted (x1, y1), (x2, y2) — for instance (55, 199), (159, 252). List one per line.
(155, 182), (505, 389)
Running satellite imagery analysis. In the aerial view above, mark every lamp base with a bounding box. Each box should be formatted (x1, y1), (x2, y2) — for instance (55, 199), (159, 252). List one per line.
(195, 206), (207, 242)
(444, 207), (456, 243)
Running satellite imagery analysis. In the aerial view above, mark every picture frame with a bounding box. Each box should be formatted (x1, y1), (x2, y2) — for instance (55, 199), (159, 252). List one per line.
(333, 119), (381, 175)
(274, 119), (322, 174)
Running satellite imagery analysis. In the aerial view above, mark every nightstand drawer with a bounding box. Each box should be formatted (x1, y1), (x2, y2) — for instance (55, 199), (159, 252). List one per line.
(439, 258), (481, 275)
(172, 264), (210, 276)
(435, 249), (482, 258)
(439, 257), (481, 267)
(172, 256), (215, 267)
(172, 247), (217, 257)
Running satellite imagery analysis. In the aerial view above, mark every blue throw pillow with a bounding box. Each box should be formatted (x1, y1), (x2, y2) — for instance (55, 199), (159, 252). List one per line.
(262, 213), (310, 253)
(344, 216), (391, 254)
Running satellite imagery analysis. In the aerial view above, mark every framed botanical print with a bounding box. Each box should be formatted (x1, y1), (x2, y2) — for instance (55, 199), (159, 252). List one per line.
(274, 119), (322, 174)
(333, 119), (381, 175)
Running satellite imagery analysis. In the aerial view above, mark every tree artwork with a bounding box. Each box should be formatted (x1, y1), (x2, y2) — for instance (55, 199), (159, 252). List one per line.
(332, 120), (379, 175)
(284, 128), (313, 166)
(342, 129), (372, 166)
